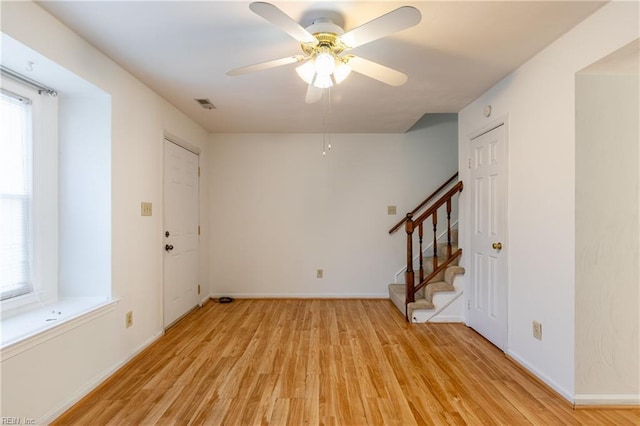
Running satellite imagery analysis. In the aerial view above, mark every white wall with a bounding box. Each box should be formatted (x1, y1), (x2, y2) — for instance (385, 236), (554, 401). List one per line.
(0, 1), (210, 422)
(58, 95), (112, 298)
(457, 1), (639, 401)
(208, 115), (458, 298)
(575, 68), (639, 400)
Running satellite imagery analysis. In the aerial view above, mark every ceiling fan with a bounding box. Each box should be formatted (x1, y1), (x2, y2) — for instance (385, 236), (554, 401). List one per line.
(227, 2), (422, 103)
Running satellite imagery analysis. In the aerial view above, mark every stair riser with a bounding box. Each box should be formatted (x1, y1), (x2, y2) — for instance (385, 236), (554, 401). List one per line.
(390, 265), (466, 321)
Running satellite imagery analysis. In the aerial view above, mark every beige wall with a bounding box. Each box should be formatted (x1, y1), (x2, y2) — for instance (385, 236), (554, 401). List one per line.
(208, 118), (458, 298)
(575, 49), (639, 399)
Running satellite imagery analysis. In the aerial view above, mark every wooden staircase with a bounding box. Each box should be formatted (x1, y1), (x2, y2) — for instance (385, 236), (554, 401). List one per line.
(388, 173), (465, 322)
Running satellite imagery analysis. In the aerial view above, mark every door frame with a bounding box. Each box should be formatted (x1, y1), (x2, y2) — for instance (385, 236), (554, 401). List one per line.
(463, 116), (510, 350)
(162, 132), (201, 329)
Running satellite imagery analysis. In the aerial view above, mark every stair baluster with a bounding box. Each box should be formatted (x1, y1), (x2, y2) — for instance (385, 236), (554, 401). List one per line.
(446, 199), (452, 258)
(405, 213), (415, 309)
(418, 223), (424, 283)
(401, 180), (464, 321)
(432, 212), (438, 274)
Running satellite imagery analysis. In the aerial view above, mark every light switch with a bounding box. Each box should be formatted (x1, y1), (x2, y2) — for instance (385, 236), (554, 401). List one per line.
(387, 205), (397, 215)
(141, 202), (152, 216)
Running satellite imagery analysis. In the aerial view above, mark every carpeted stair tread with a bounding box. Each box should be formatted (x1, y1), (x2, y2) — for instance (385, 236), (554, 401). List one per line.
(390, 264), (465, 320)
(388, 283), (406, 315)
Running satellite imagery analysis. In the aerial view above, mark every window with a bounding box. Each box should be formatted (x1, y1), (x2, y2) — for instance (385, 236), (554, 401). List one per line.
(1, 38), (112, 351)
(0, 76), (58, 311)
(0, 88), (33, 301)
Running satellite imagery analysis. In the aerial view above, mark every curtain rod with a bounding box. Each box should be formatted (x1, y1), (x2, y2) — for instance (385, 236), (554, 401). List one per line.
(0, 65), (58, 97)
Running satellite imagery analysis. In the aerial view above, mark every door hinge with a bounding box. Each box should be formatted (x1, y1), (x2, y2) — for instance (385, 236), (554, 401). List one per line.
(198, 284), (201, 295)
(198, 166), (201, 177)
(198, 225), (201, 235)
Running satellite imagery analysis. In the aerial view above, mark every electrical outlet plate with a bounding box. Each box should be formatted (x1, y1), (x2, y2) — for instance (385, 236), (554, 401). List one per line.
(126, 311), (133, 328)
(316, 269), (323, 278)
(387, 205), (397, 215)
(533, 321), (542, 340)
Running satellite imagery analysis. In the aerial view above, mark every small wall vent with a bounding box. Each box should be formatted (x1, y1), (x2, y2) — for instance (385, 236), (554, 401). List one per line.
(195, 98), (216, 110)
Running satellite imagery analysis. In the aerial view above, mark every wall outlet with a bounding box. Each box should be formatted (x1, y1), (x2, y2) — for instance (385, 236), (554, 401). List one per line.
(141, 202), (152, 216)
(316, 269), (323, 279)
(532, 321), (542, 340)
(387, 205), (397, 215)
(126, 311), (133, 328)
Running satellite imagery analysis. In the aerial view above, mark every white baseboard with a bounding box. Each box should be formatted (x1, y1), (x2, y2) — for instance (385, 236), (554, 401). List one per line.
(574, 394), (640, 406)
(209, 293), (388, 299)
(428, 314), (463, 323)
(41, 330), (164, 424)
(506, 349), (574, 403)
(411, 312), (463, 323)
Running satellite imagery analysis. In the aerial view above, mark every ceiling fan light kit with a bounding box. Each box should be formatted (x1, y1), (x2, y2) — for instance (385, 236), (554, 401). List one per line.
(227, 2), (421, 103)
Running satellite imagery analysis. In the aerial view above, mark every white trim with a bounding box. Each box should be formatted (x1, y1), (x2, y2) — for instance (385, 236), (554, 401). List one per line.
(507, 348), (574, 403)
(467, 121), (504, 140)
(1, 298), (119, 360)
(209, 293), (388, 299)
(425, 290), (464, 322)
(163, 131), (201, 155)
(40, 330), (164, 425)
(427, 315), (463, 323)
(574, 394), (640, 406)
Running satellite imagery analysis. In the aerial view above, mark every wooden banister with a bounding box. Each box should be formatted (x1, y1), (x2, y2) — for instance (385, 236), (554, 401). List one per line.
(401, 178), (463, 320)
(388, 172), (459, 234)
(412, 181), (463, 225)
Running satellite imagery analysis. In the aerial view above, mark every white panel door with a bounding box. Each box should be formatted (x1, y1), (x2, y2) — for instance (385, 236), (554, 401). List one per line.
(468, 123), (508, 350)
(163, 139), (199, 328)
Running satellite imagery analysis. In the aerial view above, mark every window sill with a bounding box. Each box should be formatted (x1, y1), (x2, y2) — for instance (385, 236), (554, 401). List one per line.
(1, 297), (119, 360)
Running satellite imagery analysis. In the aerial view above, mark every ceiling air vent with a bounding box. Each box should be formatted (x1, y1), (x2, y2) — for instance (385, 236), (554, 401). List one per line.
(194, 98), (215, 110)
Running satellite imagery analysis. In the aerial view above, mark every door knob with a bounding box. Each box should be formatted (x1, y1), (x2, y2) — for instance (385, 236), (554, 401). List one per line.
(492, 242), (503, 250)
(165, 244), (174, 252)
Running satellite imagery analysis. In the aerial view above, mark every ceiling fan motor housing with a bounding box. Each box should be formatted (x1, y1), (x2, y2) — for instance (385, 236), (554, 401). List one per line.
(305, 18), (344, 36)
(302, 18), (348, 56)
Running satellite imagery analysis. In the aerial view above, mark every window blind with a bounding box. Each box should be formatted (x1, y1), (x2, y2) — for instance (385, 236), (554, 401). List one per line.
(0, 88), (34, 300)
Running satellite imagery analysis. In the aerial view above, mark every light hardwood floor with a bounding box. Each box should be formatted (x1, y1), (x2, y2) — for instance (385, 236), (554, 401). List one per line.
(54, 299), (639, 425)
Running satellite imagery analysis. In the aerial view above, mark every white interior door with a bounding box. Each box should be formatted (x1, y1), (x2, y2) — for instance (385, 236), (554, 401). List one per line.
(468, 123), (508, 350)
(163, 139), (199, 328)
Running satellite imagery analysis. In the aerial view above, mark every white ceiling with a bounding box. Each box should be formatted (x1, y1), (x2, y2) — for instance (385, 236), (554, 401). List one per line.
(36, 1), (606, 133)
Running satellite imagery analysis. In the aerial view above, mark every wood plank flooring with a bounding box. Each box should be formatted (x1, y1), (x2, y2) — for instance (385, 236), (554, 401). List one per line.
(53, 299), (640, 425)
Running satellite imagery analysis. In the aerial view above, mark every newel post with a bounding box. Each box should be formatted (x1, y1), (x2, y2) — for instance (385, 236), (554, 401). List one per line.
(405, 213), (415, 312)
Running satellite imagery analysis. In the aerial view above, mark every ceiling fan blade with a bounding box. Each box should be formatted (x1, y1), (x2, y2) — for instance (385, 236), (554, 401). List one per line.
(305, 84), (323, 104)
(227, 55), (305, 76)
(250, 2), (317, 44)
(339, 6), (421, 49)
(346, 56), (408, 86)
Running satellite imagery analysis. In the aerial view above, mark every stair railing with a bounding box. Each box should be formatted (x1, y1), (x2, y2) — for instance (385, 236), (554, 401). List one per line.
(403, 181), (463, 319)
